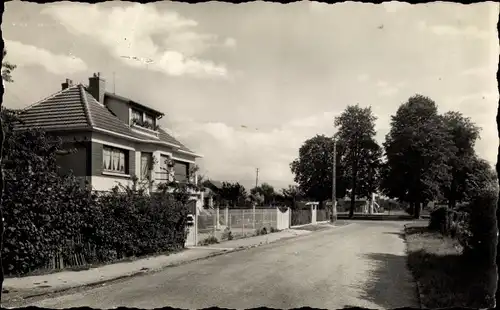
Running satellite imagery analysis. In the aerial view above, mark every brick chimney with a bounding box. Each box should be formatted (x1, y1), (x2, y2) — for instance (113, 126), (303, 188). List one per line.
(61, 78), (73, 90)
(88, 72), (105, 104)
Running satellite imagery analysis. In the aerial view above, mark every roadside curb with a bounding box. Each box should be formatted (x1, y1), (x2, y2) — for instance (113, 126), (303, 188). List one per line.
(403, 224), (426, 310)
(5, 230), (311, 304)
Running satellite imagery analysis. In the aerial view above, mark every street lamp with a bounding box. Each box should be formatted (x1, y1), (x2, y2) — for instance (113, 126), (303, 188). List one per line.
(331, 133), (338, 223)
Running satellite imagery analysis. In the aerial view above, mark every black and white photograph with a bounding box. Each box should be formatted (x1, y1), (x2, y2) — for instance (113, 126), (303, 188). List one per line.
(0, 1), (498, 309)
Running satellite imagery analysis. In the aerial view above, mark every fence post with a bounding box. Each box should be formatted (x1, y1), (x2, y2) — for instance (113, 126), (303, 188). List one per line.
(242, 209), (245, 236)
(225, 207), (229, 227)
(276, 207), (280, 230)
(216, 206), (220, 230)
(253, 204), (257, 229)
(213, 209), (216, 236)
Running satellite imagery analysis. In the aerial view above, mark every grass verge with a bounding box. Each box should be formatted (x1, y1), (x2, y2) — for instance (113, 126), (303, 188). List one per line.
(404, 222), (494, 308)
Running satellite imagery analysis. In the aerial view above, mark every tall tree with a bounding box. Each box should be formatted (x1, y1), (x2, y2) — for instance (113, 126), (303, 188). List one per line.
(2, 49), (16, 83)
(219, 182), (247, 208)
(441, 111), (481, 208)
(290, 135), (347, 209)
(0, 49), (15, 300)
(334, 104), (381, 218)
(382, 94), (455, 218)
(251, 183), (275, 206)
(464, 157), (498, 200)
(281, 185), (303, 209)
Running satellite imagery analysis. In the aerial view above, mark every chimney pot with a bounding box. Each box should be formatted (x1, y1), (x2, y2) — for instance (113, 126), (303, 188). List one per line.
(61, 78), (72, 90)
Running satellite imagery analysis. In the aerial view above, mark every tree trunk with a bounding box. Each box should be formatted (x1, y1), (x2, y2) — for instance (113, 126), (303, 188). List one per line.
(349, 165), (358, 219)
(349, 184), (356, 219)
(414, 201), (421, 219)
(409, 202), (414, 215)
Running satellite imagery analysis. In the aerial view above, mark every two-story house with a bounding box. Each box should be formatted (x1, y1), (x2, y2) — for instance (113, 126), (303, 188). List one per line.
(16, 72), (203, 209)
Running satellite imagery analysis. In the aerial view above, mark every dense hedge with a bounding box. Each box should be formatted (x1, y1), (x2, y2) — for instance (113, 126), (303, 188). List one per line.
(428, 206), (470, 245)
(2, 173), (190, 276)
(429, 185), (498, 262)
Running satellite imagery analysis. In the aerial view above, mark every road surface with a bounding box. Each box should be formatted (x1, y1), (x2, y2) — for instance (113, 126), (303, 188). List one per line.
(25, 221), (418, 309)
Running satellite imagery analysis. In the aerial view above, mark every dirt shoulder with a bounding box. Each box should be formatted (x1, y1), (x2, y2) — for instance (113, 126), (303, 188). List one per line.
(404, 222), (494, 308)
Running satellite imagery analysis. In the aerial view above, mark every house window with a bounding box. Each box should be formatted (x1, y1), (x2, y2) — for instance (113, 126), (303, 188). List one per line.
(132, 109), (142, 123)
(144, 113), (155, 127)
(140, 152), (153, 180)
(173, 161), (189, 183)
(157, 154), (171, 181)
(102, 146), (128, 174)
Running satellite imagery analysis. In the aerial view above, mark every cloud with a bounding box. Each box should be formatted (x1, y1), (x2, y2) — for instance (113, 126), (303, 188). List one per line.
(4, 40), (88, 75)
(376, 80), (388, 88)
(417, 20), (490, 39)
(42, 3), (229, 78)
(169, 111), (339, 189)
(376, 80), (402, 97)
(224, 37), (237, 48)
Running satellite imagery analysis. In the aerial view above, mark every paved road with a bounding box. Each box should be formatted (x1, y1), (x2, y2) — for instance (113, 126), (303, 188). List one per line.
(26, 221), (418, 309)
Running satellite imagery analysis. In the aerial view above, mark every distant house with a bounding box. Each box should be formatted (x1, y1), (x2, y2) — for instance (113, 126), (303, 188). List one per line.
(16, 73), (203, 208)
(203, 179), (224, 208)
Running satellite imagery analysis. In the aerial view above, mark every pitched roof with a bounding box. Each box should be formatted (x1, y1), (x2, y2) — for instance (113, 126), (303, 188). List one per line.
(16, 86), (90, 131)
(17, 84), (199, 156)
(105, 92), (164, 117)
(206, 180), (224, 189)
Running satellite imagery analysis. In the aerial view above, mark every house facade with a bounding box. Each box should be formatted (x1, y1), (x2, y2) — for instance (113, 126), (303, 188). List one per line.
(17, 73), (203, 210)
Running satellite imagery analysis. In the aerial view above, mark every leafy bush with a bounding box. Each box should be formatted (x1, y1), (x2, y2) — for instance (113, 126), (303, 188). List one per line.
(429, 206), (471, 250)
(198, 235), (219, 246)
(221, 227), (233, 241)
(270, 227), (278, 233)
(463, 185), (498, 263)
(429, 207), (448, 232)
(255, 227), (268, 236)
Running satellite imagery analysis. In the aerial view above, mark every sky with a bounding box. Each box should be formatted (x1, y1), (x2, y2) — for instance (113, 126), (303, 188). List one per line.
(3, 1), (499, 191)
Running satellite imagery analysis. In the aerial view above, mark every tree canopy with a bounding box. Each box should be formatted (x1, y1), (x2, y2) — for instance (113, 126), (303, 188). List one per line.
(2, 49), (16, 83)
(251, 182), (276, 206)
(334, 104), (381, 217)
(440, 111), (482, 208)
(290, 134), (347, 207)
(382, 95), (456, 218)
(219, 182), (247, 207)
(280, 184), (304, 209)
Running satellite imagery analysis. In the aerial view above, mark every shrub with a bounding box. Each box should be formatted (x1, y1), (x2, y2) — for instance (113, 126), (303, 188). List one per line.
(198, 235), (219, 246)
(463, 185), (498, 263)
(2, 174), (191, 275)
(221, 227), (233, 241)
(270, 227), (278, 233)
(255, 227), (268, 236)
(429, 206), (448, 232)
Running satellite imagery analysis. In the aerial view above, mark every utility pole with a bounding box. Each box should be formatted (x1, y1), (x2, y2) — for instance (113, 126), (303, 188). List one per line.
(331, 136), (338, 223)
(255, 168), (259, 188)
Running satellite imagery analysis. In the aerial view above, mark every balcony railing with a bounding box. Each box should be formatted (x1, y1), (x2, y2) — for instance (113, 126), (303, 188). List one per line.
(154, 172), (197, 185)
(155, 171), (172, 182)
